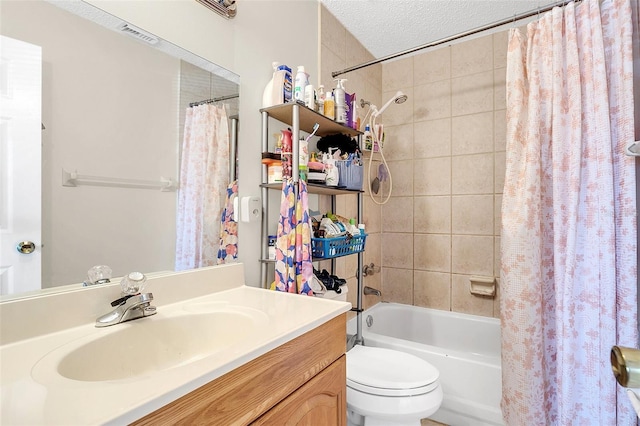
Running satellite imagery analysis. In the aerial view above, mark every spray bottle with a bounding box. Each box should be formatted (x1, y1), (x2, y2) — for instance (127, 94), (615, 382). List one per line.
(334, 79), (347, 124)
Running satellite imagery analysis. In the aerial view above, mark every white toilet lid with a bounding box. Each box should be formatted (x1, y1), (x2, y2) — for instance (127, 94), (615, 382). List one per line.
(346, 345), (439, 397)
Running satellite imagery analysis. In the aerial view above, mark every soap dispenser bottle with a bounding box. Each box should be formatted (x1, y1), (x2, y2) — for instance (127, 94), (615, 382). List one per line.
(334, 79), (347, 124)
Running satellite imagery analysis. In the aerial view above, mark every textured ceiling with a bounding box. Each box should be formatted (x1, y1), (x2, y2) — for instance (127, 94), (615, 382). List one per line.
(320, 0), (559, 59)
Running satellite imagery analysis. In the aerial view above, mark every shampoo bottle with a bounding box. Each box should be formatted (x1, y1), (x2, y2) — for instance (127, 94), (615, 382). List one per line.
(334, 79), (347, 124)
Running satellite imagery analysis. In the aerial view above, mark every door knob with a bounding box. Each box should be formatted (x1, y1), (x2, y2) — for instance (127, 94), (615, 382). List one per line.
(16, 241), (36, 254)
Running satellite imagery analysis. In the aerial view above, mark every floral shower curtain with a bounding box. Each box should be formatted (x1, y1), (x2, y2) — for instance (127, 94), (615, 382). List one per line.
(273, 178), (314, 295)
(175, 104), (230, 270)
(500, 0), (637, 424)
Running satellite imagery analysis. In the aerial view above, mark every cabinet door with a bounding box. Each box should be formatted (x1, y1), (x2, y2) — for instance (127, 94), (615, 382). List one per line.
(252, 355), (346, 426)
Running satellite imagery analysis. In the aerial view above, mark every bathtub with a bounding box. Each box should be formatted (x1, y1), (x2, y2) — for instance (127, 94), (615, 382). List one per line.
(347, 303), (503, 426)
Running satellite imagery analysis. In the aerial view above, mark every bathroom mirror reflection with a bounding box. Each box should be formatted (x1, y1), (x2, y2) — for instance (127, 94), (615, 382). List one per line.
(0, 0), (239, 299)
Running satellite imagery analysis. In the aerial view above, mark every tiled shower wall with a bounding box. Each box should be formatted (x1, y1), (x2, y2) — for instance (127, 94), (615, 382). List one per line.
(377, 33), (506, 318)
(320, 6), (506, 318)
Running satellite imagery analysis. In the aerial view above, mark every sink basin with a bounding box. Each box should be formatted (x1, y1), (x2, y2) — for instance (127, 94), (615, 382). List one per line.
(35, 309), (268, 382)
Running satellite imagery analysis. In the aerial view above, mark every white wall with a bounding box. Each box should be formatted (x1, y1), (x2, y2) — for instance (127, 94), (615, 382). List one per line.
(86, 0), (320, 287)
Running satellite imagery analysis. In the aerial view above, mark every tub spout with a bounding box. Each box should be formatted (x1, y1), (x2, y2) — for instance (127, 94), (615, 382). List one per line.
(364, 286), (382, 297)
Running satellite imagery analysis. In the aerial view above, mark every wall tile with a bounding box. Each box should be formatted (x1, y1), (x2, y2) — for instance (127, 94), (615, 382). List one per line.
(320, 6), (346, 61)
(451, 274), (494, 316)
(414, 270), (451, 310)
(363, 232), (381, 269)
(494, 109), (507, 152)
(451, 235), (494, 276)
(385, 159), (414, 197)
(320, 44), (345, 90)
(494, 236), (501, 277)
(363, 196), (382, 233)
(383, 123), (414, 161)
(367, 63), (382, 91)
(414, 118), (451, 159)
(451, 71), (493, 116)
(414, 233), (451, 272)
(382, 197), (413, 233)
(345, 32), (370, 74)
(414, 196), (451, 234)
(494, 195), (502, 236)
(414, 46), (451, 85)
(381, 267), (414, 304)
(493, 30), (509, 70)
(451, 111), (494, 155)
(451, 195), (494, 235)
(414, 157), (451, 196)
(451, 34), (493, 78)
(382, 56), (413, 91)
(494, 68), (506, 110)
(451, 153), (493, 195)
(494, 151), (506, 194)
(382, 233), (413, 269)
(414, 80), (451, 121)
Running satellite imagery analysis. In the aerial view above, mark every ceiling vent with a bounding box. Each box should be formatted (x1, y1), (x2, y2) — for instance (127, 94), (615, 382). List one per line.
(117, 23), (159, 45)
(195, 0), (237, 19)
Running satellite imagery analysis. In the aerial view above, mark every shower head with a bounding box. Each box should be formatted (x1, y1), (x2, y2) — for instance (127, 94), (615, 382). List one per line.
(372, 91), (408, 117)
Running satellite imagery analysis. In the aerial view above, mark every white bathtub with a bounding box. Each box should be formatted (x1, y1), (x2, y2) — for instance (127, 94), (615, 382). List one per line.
(347, 303), (504, 426)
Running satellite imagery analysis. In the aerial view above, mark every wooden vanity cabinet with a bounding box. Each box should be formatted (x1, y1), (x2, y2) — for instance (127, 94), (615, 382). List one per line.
(132, 314), (346, 426)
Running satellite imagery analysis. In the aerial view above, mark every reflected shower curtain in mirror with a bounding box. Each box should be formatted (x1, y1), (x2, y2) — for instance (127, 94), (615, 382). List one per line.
(500, 0), (637, 424)
(175, 104), (230, 270)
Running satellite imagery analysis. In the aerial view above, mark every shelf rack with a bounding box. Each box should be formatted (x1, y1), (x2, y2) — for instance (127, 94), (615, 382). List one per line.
(259, 102), (365, 347)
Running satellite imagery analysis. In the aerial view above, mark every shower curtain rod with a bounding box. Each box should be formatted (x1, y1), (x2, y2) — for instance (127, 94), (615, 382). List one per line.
(331, 0), (579, 78)
(189, 93), (239, 107)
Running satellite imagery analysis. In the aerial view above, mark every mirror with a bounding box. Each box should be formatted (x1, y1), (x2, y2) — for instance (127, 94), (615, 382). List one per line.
(0, 0), (239, 299)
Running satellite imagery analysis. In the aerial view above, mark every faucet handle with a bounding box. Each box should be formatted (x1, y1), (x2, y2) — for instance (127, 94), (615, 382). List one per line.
(120, 272), (147, 295)
(84, 265), (112, 286)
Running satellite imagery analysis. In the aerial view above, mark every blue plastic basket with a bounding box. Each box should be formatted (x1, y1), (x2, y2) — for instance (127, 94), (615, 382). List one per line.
(311, 234), (367, 259)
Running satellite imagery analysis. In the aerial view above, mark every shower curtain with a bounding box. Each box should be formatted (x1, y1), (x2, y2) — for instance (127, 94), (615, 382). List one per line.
(500, 0), (637, 424)
(175, 104), (230, 270)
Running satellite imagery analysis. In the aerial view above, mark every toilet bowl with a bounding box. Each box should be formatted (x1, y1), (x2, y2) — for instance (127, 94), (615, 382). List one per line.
(346, 344), (442, 426)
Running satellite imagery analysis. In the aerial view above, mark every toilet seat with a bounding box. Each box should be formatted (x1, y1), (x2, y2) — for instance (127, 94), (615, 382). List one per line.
(346, 345), (439, 397)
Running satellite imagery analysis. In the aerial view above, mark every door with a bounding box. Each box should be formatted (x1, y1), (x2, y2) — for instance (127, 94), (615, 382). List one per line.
(0, 35), (42, 295)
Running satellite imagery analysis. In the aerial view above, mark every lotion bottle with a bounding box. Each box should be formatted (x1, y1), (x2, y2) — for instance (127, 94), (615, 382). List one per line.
(334, 79), (347, 124)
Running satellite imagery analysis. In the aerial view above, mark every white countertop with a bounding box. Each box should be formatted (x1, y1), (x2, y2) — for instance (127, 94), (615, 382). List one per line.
(0, 279), (350, 425)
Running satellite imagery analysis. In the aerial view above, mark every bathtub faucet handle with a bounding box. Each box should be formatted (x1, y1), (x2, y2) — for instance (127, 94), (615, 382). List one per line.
(362, 263), (381, 277)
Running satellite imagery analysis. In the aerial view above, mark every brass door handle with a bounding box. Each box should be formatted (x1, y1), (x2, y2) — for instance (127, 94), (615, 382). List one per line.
(16, 241), (36, 254)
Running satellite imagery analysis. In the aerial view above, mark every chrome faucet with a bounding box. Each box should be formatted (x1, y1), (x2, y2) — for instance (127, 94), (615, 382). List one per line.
(95, 293), (156, 327)
(363, 286), (382, 297)
(95, 272), (156, 327)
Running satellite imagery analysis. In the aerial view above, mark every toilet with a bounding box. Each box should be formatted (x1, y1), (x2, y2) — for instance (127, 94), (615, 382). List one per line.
(346, 344), (443, 426)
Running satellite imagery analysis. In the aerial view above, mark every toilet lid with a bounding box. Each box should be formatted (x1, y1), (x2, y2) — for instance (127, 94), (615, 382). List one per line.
(346, 345), (439, 397)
